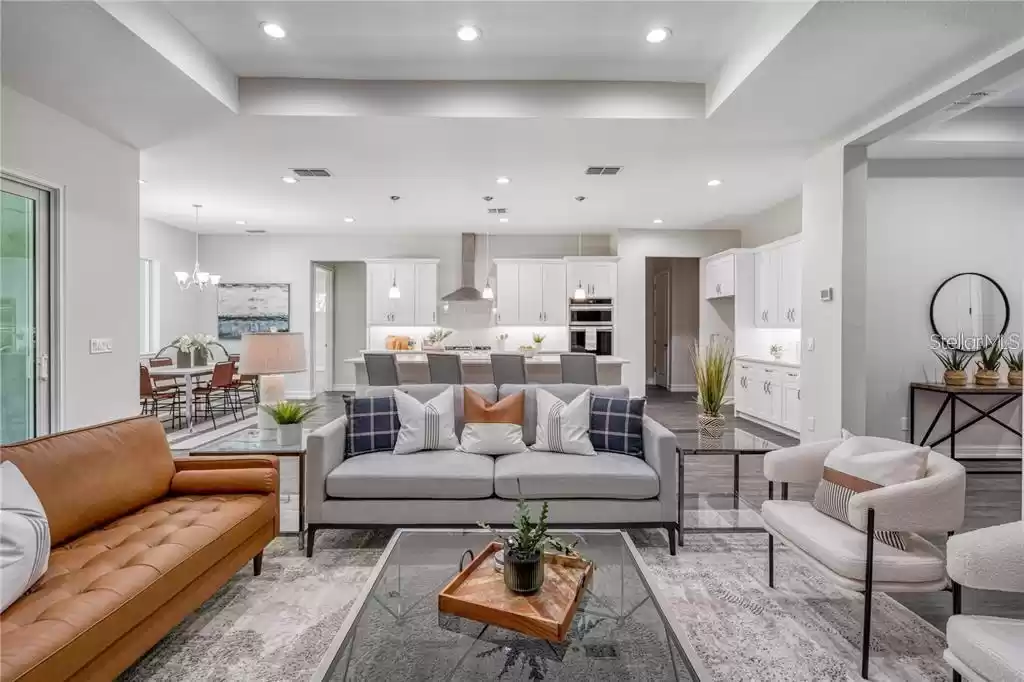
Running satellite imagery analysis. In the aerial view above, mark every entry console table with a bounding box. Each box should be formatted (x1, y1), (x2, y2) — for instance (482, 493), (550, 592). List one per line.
(908, 382), (1022, 474)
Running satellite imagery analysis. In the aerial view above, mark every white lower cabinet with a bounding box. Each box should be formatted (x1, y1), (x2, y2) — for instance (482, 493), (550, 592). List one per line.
(734, 359), (799, 435)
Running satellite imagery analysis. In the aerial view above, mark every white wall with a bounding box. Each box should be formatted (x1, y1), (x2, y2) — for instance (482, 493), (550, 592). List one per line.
(139, 218), (200, 348)
(331, 261), (366, 390)
(865, 172), (1023, 454)
(739, 195), (802, 248)
(2, 88), (140, 430)
(617, 229), (742, 395)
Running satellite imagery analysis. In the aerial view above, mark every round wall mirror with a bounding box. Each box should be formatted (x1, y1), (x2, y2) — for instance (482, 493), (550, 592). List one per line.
(930, 272), (1009, 349)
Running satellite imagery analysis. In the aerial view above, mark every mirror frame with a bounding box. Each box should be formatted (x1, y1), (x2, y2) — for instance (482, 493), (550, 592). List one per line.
(929, 271), (1009, 349)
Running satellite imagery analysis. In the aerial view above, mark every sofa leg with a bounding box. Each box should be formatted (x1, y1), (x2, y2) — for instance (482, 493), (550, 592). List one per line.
(768, 533), (775, 588)
(253, 550), (263, 576)
(862, 508), (875, 680)
(306, 527), (316, 558)
(952, 580), (962, 616)
(665, 524), (677, 556)
(952, 671), (962, 682)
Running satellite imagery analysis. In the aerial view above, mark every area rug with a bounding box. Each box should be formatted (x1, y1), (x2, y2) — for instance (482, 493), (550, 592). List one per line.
(120, 531), (949, 682)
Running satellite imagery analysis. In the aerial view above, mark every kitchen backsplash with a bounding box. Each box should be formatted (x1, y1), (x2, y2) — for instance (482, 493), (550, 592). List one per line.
(367, 324), (569, 351)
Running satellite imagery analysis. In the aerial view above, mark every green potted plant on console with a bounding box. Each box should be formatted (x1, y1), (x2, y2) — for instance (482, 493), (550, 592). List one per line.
(1004, 348), (1023, 387)
(975, 340), (1002, 386)
(933, 347), (975, 386)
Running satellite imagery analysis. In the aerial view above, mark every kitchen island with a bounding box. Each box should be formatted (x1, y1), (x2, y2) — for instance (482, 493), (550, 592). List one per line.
(343, 351), (629, 389)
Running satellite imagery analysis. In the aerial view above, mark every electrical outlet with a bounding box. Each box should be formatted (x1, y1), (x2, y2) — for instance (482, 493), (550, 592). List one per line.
(900, 416), (909, 432)
(89, 338), (113, 354)
(807, 416), (815, 432)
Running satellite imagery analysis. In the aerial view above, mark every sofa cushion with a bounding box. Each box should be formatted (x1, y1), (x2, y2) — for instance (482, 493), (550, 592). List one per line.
(499, 384), (629, 446)
(761, 500), (946, 584)
(494, 451), (658, 500)
(946, 615), (1024, 682)
(393, 387), (460, 454)
(0, 493), (274, 681)
(0, 417), (175, 546)
(326, 450), (495, 499)
(589, 395), (646, 457)
(364, 384), (496, 437)
(458, 388), (527, 456)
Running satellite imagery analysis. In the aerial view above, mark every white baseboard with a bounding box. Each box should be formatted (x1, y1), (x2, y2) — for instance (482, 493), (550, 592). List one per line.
(331, 384), (356, 393)
(285, 390), (316, 400)
(669, 384), (696, 393)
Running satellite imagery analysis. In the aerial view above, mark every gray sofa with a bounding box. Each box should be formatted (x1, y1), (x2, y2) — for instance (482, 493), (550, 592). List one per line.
(304, 383), (679, 556)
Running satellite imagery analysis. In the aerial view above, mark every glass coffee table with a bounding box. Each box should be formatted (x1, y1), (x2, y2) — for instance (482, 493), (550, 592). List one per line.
(312, 529), (707, 681)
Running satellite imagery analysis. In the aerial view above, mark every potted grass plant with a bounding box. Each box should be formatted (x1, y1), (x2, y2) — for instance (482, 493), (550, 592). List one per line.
(479, 499), (581, 595)
(532, 332), (546, 351)
(933, 347), (975, 386)
(259, 401), (321, 446)
(691, 338), (733, 438)
(974, 340), (1002, 386)
(1004, 348), (1022, 387)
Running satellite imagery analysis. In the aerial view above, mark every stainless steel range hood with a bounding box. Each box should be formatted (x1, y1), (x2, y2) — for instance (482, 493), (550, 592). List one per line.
(441, 233), (487, 302)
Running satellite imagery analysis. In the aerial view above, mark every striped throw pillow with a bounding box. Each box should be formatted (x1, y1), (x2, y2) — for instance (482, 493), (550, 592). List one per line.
(811, 435), (929, 550)
(1, 461), (50, 611)
(533, 389), (595, 455)
(392, 386), (459, 454)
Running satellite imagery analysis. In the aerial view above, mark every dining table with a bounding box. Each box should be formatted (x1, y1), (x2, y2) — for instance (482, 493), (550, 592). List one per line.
(148, 365), (213, 432)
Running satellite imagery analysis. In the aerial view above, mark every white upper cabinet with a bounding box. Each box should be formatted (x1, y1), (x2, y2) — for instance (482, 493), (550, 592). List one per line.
(754, 250), (779, 327)
(567, 259), (617, 299)
(542, 263), (567, 325)
(517, 262), (545, 324)
(751, 238), (800, 329)
(495, 261), (520, 325)
(704, 253), (735, 299)
(365, 259), (437, 326)
(778, 241), (802, 327)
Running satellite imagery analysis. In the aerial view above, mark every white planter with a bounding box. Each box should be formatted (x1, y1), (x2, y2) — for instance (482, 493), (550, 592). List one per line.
(277, 423), (302, 447)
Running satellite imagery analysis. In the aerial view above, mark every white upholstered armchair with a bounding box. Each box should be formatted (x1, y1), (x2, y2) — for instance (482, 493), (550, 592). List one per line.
(945, 521), (1024, 682)
(761, 438), (967, 679)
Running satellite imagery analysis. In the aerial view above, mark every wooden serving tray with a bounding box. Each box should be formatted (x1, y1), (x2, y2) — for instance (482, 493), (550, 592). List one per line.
(438, 541), (594, 643)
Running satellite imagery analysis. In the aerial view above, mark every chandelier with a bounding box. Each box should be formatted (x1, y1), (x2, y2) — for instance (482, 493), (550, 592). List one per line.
(174, 204), (220, 292)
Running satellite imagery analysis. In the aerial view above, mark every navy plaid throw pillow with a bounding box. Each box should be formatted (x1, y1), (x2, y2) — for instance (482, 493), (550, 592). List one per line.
(589, 396), (646, 457)
(343, 395), (400, 456)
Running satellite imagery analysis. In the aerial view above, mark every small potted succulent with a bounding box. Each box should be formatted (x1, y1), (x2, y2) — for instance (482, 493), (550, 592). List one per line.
(480, 498), (581, 594)
(423, 327), (453, 351)
(769, 344), (784, 361)
(532, 332), (546, 351)
(1003, 349), (1022, 387)
(933, 347), (975, 386)
(974, 341), (1002, 387)
(691, 338), (733, 438)
(259, 401), (321, 446)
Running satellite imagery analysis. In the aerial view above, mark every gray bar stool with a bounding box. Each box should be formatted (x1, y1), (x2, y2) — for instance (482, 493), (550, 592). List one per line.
(426, 352), (464, 385)
(560, 352), (598, 385)
(490, 352), (527, 386)
(363, 352), (400, 386)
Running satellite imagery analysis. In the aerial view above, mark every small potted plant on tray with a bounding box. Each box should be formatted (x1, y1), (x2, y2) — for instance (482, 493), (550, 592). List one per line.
(479, 500), (581, 595)
(974, 340), (1002, 387)
(933, 347), (975, 386)
(691, 338), (733, 438)
(259, 401), (320, 446)
(1004, 348), (1022, 387)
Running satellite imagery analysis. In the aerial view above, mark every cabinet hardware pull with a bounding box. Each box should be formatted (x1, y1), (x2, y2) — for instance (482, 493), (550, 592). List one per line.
(797, 389), (801, 399)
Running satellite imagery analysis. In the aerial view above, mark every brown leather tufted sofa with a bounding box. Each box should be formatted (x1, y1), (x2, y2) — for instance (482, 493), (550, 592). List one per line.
(0, 416), (279, 682)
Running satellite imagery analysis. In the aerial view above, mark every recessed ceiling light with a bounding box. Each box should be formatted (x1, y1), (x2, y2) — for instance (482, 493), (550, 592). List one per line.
(707, 179), (722, 187)
(496, 176), (510, 185)
(261, 22), (286, 39)
(575, 196), (586, 202)
(282, 176), (298, 184)
(499, 217), (509, 223)
(138, 179), (147, 185)
(646, 27), (671, 44)
(235, 220), (247, 225)
(653, 218), (663, 224)
(344, 217), (355, 223)
(457, 25), (481, 41)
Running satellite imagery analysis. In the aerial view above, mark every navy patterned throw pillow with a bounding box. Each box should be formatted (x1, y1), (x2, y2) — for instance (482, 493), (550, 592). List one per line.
(343, 395), (400, 457)
(589, 396), (646, 457)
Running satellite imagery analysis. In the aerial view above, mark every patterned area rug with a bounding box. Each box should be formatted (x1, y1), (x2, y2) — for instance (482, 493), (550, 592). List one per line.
(121, 530), (948, 682)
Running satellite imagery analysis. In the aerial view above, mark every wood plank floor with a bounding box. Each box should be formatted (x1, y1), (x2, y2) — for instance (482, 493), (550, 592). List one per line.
(311, 387), (1024, 631)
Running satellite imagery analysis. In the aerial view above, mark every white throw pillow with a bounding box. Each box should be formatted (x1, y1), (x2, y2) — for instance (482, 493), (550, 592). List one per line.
(392, 387), (459, 454)
(533, 388), (596, 456)
(1, 461), (50, 612)
(812, 434), (929, 550)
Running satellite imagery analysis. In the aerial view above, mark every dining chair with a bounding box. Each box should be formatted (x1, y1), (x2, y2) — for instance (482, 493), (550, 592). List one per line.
(139, 365), (182, 429)
(194, 361), (244, 428)
(559, 352), (598, 385)
(230, 353), (260, 405)
(490, 352), (527, 386)
(364, 352), (401, 386)
(148, 355), (183, 391)
(426, 352), (464, 385)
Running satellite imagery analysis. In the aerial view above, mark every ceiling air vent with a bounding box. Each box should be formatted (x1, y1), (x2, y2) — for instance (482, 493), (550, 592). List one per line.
(245, 229), (267, 235)
(290, 168), (332, 178)
(487, 208), (509, 215)
(944, 92), (992, 112)
(585, 166), (622, 176)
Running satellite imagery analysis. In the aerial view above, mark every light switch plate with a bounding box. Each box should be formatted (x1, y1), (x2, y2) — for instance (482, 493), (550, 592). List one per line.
(90, 338), (113, 354)
(806, 337), (815, 351)
(807, 416), (815, 432)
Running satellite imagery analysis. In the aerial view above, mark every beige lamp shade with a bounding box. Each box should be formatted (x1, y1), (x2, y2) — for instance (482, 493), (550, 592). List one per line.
(238, 332), (306, 375)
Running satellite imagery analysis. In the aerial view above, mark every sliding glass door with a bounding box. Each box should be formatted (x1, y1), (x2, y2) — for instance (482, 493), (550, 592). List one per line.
(1, 178), (51, 444)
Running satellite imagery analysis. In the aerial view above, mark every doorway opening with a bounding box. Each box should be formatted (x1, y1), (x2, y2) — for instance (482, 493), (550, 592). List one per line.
(645, 257), (700, 394)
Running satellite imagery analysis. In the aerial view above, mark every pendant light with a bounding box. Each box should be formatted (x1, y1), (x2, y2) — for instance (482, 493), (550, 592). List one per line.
(174, 204), (220, 291)
(481, 232), (494, 300)
(388, 268), (401, 299)
(572, 233), (587, 301)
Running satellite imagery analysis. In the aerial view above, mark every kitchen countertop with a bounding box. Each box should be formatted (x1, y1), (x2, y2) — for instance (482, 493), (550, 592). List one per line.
(344, 352), (629, 365)
(735, 355), (801, 369)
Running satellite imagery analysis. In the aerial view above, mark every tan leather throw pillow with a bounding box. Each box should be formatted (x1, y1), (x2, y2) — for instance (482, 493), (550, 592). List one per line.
(458, 388), (527, 455)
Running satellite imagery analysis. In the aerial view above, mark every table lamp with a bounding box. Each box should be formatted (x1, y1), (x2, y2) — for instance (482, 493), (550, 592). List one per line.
(238, 331), (307, 439)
